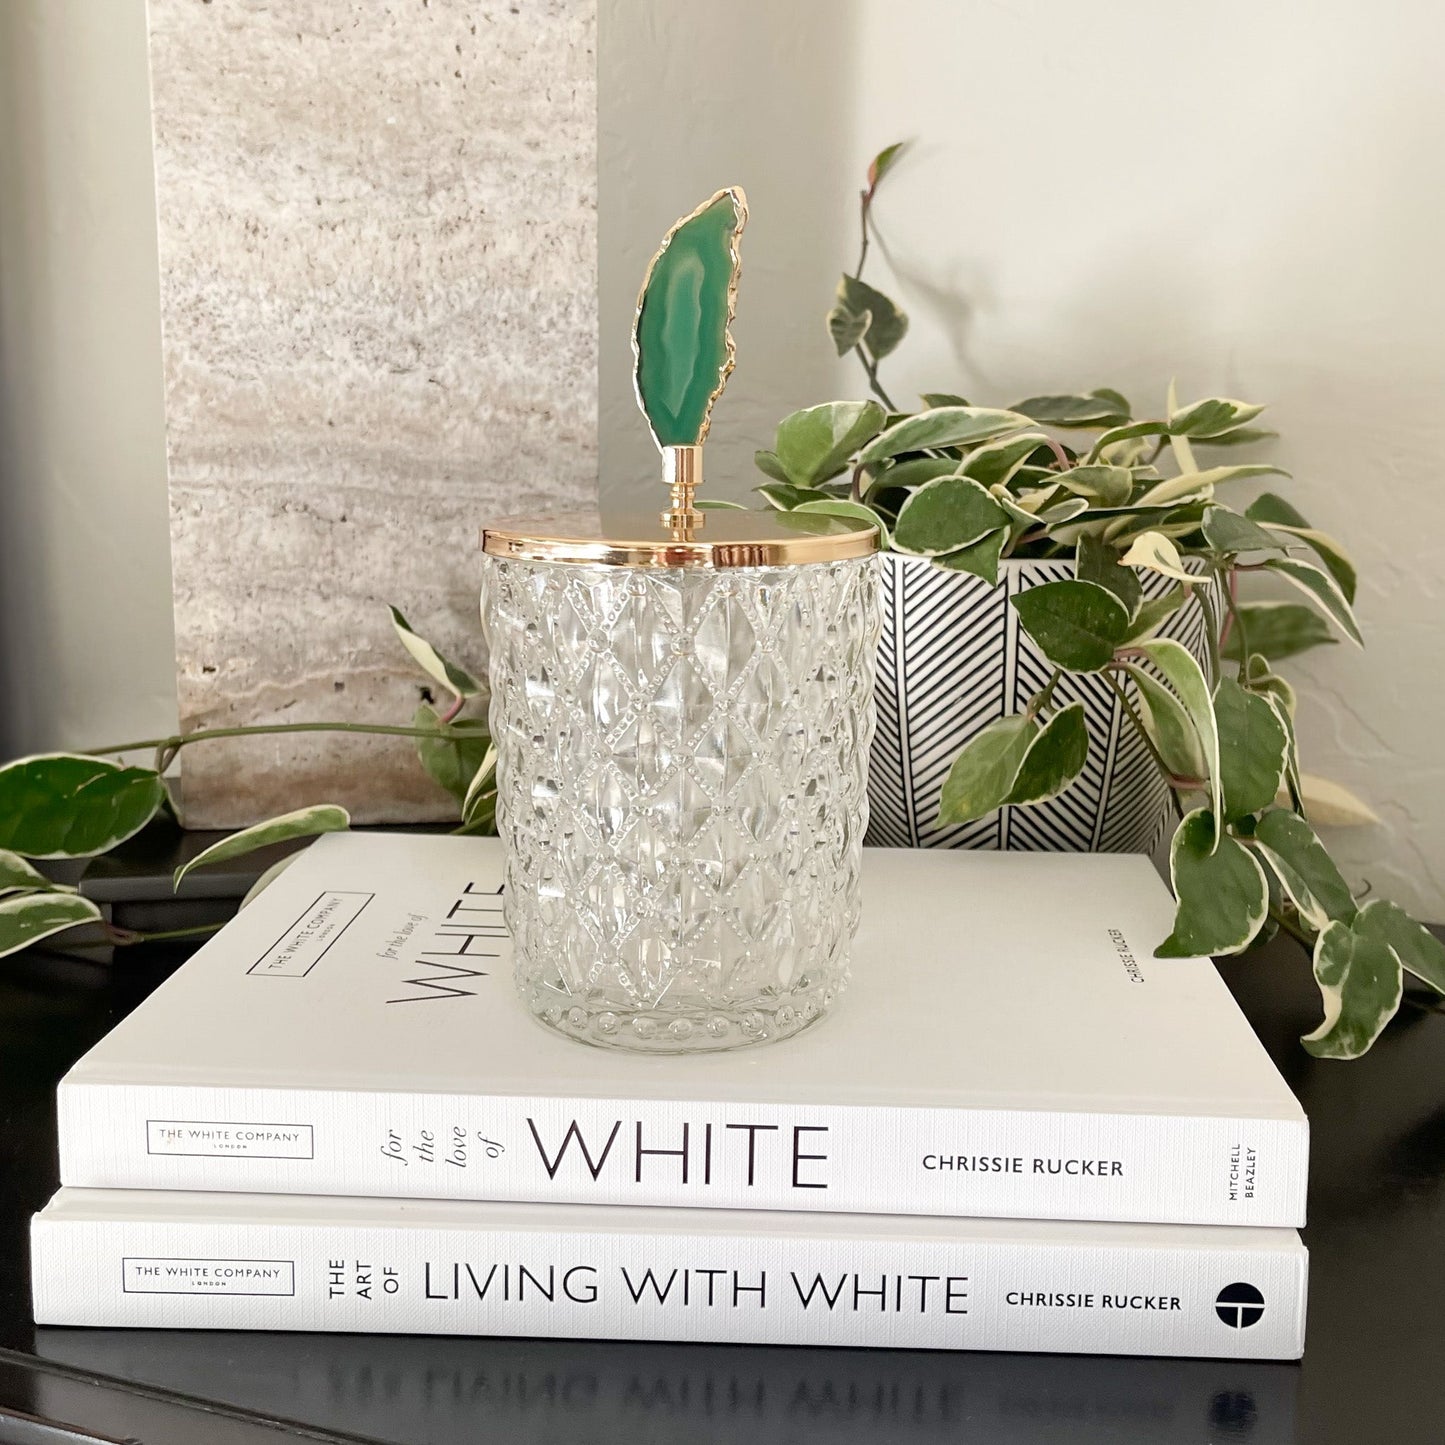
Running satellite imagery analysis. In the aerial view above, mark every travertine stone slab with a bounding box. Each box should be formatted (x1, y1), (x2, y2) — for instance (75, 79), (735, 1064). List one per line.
(149, 0), (597, 824)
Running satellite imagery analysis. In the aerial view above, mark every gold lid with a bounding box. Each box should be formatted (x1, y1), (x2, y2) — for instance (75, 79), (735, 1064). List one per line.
(481, 506), (880, 569)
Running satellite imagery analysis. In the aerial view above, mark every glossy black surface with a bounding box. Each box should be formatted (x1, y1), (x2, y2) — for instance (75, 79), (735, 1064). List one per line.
(1, 935), (1441, 1443)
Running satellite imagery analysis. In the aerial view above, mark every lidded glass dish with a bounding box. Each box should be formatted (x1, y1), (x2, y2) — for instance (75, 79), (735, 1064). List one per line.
(480, 187), (882, 1052)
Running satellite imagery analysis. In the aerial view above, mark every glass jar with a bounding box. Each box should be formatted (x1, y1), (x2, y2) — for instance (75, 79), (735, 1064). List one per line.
(480, 509), (881, 1053)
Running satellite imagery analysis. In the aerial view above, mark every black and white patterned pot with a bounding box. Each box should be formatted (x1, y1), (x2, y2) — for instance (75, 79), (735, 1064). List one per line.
(865, 552), (1216, 852)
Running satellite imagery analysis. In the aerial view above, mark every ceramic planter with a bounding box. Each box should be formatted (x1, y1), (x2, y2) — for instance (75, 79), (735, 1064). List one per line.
(865, 553), (1216, 852)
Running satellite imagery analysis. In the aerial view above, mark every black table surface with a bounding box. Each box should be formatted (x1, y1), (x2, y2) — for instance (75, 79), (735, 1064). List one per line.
(1, 935), (1442, 1445)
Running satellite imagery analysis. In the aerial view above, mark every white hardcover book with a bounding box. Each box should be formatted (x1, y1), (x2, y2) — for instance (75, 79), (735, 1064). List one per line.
(31, 1189), (1308, 1360)
(57, 834), (1308, 1227)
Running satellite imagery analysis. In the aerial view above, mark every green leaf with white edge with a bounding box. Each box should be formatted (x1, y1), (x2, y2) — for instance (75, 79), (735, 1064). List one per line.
(0, 848), (69, 897)
(1353, 898), (1445, 996)
(919, 391), (968, 408)
(753, 449), (791, 484)
(871, 456), (961, 494)
(1010, 394), (1129, 428)
(773, 400), (887, 488)
(934, 527), (1007, 585)
(1194, 425), (1278, 448)
(1247, 661), (1303, 811)
(1037, 497), (1091, 526)
(1121, 665), (1206, 778)
(1005, 703), (1089, 805)
(0, 754), (168, 860)
(1056, 464), (1133, 508)
(937, 715), (1034, 825)
(0, 891), (104, 960)
(461, 742), (498, 829)
(826, 303), (871, 356)
(1221, 602), (1337, 663)
(173, 806), (351, 891)
(1252, 809), (1356, 931)
(694, 498), (747, 511)
(755, 482), (831, 511)
(1259, 556), (1363, 646)
(1120, 531), (1197, 584)
(1156, 809), (1269, 957)
(1169, 397), (1267, 439)
(1135, 464), (1287, 510)
(389, 607), (483, 701)
(1011, 580), (1131, 673)
(1122, 585), (1185, 642)
(795, 498), (891, 547)
(835, 274), (908, 360)
(1286, 773), (1380, 827)
(858, 407), (1032, 465)
(1246, 494), (1357, 601)
(1201, 506), (1287, 556)
(1213, 677), (1289, 821)
(1159, 808), (1272, 958)
(1085, 419), (1169, 463)
(1076, 534), (1143, 618)
(1302, 918), (1403, 1059)
(412, 704), (494, 806)
(893, 475), (1009, 557)
(1135, 639), (1223, 835)
(1090, 387), (1132, 417)
(958, 432), (1051, 488)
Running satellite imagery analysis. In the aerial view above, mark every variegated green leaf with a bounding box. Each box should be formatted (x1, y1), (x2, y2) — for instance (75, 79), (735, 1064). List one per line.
(795, 498), (891, 547)
(1011, 580), (1131, 672)
(389, 607), (483, 701)
(1246, 493), (1357, 601)
(1302, 919), (1402, 1059)
(1135, 639), (1222, 835)
(1005, 703), (1089, 806)
(0, 754), (167, 860)
(1259, 557), (1363, 646)
(773, 400), (887, 487)
(1119, 531), (1197, 583)
(174, 806), (351, 891)
(893, 476), (1009, 557)
(1221, 602), (1337, 663)
(0, 891), (103, 960)
(1010, 394), (1129, 428)
(938, 715), (1034, 825)
(1213, 678), (1289, 821)
(1121, 586), (1185, 642)
(1353, 898), (1445, 996)
(1253, 809), (1356, 932)
(1169, 397), (1267, 439)
(935, 527), (1007, 584)
(1156, 808), (1269, 957)
(1076, 534), (1142, 618)
(1121, 665), (1207, 779)
(959, 432), (1052, 488)
(858, 407), (1032, 465)
(0, 848), (68, 898)
(832, 274), (908, 360)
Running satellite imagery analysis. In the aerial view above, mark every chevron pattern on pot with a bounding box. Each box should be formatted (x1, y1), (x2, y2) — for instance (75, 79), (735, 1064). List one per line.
(866, 553), (1218, 852)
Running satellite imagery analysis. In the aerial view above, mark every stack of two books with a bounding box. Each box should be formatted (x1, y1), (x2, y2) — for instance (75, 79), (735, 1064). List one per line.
(33, 834), (1309, 1359)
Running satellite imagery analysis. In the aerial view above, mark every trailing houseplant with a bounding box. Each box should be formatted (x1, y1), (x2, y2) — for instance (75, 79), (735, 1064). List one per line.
(734, 142), (1445, 1058)
(0, 606), (497, 955)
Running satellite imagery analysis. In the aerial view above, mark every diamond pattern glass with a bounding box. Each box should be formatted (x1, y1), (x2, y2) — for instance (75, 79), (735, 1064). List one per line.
(481, 555), (880, 1052)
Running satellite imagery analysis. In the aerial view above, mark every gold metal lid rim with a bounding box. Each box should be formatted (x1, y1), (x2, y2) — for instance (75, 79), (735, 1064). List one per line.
(480, 511), (882, 568)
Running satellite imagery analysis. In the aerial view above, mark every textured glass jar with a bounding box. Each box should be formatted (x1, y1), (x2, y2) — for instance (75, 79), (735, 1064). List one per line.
(481, 548), (880, 1053)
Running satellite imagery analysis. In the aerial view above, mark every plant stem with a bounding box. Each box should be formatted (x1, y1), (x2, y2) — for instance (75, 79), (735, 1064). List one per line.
(86, 720), (454, 761)
(1219, 565), (1250, 670)
(852, 344), (897, 411)
(1026, 669), (1063, 720)
(1195, 586), (1223, 688)
(1268, 905), (1316, 951)
(1104, 668), (1185, 819)
(855, 187), (872, 278)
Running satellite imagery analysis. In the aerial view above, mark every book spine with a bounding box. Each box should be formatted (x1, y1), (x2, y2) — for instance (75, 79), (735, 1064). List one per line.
(59, 1082), (1309, 1228)
(30, 1212), (1307, 1360)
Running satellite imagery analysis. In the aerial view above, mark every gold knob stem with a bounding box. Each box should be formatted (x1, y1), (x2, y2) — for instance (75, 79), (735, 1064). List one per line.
(661, 445), (704, 534)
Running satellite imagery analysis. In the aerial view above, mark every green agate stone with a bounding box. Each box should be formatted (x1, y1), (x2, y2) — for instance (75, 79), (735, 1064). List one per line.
(633, 188), (747, 449)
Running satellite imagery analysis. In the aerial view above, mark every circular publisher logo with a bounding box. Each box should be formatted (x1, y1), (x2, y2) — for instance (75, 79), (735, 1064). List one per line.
(1215, 1282), (1266, 1329)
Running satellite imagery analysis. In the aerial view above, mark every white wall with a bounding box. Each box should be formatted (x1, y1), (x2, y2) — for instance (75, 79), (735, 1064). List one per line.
(3, 0), (1442, 915)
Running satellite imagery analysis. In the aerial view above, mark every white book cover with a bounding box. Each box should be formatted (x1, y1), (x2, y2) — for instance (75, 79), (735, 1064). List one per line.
(31, 1188), (1308, 1361)
(57, 834), (1308, 1227)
